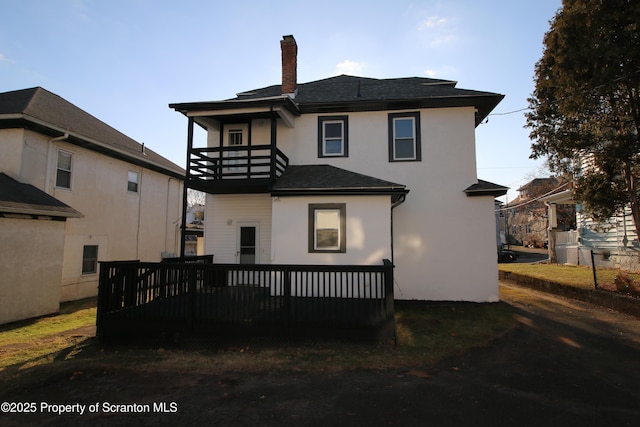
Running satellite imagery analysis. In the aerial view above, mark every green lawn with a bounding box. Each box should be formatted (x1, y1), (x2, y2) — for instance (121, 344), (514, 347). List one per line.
(498, 262), (640, 290)
(0, 299), (516, 377)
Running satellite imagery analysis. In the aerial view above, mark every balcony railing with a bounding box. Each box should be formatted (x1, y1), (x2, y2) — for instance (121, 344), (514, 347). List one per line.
(187, 145), (289, 193)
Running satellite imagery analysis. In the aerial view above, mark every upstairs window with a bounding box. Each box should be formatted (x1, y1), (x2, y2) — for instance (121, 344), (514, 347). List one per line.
(318, 116), (348, 157)
(388, 112), (421, 161)
(308, 203), (346, 253)
(56, 150), (73, 189)
(127, 171), (139, 192)
(228, 129), (243, 146)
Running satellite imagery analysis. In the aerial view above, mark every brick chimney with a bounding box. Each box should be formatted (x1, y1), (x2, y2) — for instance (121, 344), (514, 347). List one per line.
(281, 35), (297, 95)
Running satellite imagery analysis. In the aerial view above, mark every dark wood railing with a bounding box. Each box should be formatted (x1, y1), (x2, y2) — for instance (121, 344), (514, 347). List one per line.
(97, 260), (395, 341)
(189, 145), (288, 182)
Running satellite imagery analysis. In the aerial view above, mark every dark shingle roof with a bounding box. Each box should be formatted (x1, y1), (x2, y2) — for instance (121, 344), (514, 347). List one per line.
(464, 179), (508, 197)
(272, 165), (408, 201)
(0, 173), (83, 219)
(0, 87), (184, 178)
(234, 75), (503, 125)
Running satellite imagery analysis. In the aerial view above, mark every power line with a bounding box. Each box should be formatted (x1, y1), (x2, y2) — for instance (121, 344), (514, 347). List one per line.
(496, 182), (571, 212)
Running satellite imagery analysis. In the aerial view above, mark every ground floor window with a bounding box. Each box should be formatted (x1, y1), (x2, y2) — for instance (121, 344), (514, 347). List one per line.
(308, 203), (346, 253)
(82, 245), (98, 274)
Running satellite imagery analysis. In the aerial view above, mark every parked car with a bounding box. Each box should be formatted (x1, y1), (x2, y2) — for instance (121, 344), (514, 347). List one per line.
(498, 248), (518, 263)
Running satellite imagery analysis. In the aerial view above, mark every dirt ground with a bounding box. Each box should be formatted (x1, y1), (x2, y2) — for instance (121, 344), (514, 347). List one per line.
(2, 282), (640, 426)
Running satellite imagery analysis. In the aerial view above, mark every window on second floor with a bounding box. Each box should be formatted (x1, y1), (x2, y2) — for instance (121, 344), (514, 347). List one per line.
(388, 112), (421, 162)
(128, 171), (140, 193)
(56, 150), (73, 189)
(228, 129), (243, 146)
(318, 116), (348, 157)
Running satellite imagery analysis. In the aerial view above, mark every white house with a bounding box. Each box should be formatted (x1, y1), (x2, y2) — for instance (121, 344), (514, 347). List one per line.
(0, 173), (83, 324)
(170, 35), (507, 302)
(0, 87), (184, 321)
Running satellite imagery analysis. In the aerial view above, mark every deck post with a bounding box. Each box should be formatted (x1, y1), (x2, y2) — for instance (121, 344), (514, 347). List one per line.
(180, 117), (195, 258)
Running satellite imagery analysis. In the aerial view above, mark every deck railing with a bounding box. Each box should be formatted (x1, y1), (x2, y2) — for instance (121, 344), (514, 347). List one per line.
(97, 259), (395, 341)
(189, 145), (289, 182)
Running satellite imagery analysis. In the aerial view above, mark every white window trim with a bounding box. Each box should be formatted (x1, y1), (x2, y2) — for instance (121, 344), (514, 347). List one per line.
(322, 120), (344, 156)
(127, 170), (140, 193)
(55, 149), (74, 190)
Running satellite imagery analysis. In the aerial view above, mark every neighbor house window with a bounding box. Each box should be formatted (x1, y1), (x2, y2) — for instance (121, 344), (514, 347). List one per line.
(308, 203), (346, 253)
(127, 171), (139, 192)
(388, 112), (421, 161)
(318, 116), (348, 157)
(82, 245), (98, 275)
(56, 150), (73, 189)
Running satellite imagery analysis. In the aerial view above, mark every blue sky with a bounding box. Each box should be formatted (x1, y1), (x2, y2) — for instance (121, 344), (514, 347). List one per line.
(0, 0), (562, 201)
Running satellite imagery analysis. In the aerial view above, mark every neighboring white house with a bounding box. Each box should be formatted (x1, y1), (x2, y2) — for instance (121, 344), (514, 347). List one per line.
(0, 87), (184, 316)
(542, 189), (640, 270)
(0, 173), (82, 324)
(170, 35), (507, 302)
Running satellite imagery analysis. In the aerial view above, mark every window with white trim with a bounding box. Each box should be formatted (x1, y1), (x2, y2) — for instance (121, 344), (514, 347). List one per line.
(56, 150), (73, 189)
(127, 171), (139, 192)
(309, 203), (346, 253)
(318, 116), (348, 157)
(388, 112), (421, 161)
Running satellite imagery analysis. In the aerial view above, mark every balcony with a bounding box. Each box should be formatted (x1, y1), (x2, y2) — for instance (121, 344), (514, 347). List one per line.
(187, 145), (289, 194)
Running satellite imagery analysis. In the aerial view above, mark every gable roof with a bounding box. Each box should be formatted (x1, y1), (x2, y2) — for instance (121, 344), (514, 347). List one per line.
(271, 164), (408, 202)
(171, 75), (503, 126)
(464, 179), (509, 197)
(0, 173), (83, 219)
(0, 87), (184, 179)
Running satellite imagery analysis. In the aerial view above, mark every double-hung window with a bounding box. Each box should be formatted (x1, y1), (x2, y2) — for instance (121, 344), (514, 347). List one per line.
(56, 150), (73, 189)
(127, 171), (140, 193)
(82, 245), (98, 275)
(388, 112), (421, 161)
(308, 203), (346, 253)
(318, 116), (348, 157)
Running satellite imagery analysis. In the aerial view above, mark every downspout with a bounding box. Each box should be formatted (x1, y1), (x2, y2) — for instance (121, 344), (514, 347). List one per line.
(46, 132), (69, 193)
(390, 193), (407, 266)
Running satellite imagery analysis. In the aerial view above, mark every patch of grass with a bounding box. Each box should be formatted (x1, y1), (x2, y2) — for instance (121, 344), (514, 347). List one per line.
(499, 263), (640, 290)
(0, 299), (517, 389)
(0, 298), (96, 369)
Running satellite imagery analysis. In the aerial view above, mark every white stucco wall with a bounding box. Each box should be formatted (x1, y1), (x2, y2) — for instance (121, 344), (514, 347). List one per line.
(276, 107), (498, 301)
(1, 129), (183, 302)
(201, 106), (500, 301)
(0, 217), (65, 324)
(271, 195), (392, 266)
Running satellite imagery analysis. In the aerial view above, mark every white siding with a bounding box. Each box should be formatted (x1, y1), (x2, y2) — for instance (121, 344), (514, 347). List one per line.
(206, 194), (272, 264)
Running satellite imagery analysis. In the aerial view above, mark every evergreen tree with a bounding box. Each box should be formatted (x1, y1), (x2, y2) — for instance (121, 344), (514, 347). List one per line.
(526, 0), (640, 238)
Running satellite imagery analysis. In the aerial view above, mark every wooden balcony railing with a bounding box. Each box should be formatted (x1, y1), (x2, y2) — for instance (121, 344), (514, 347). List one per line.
(187, 145), (288, 193)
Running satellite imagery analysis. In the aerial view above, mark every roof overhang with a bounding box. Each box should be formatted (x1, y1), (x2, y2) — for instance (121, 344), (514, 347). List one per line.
(271, 187), (409, 204)
(539, 189), (575, 205)
(298, 94), (504, 127)
(0, 114), (185, 179)
(169, 96), (301, 128)
(464, 180), (509, 197)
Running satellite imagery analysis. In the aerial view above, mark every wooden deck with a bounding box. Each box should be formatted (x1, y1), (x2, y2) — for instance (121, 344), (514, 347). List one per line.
(97, 259), (395, 342)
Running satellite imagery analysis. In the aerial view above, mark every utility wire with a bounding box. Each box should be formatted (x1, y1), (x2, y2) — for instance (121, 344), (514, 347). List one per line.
(496, 182), (571, 212)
